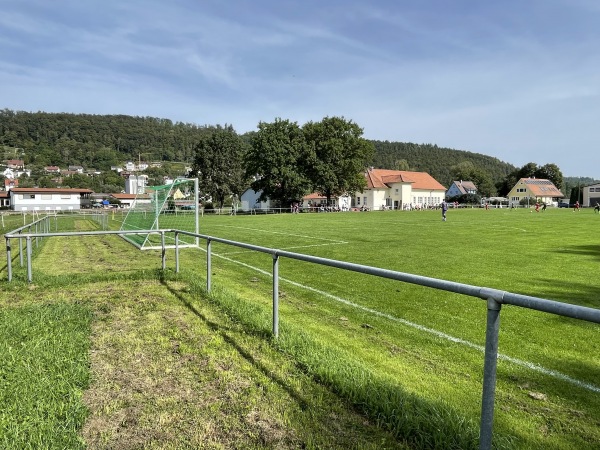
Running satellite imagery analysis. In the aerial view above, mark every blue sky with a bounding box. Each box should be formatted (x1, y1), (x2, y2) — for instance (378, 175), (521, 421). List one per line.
(1, 0), (599, 178)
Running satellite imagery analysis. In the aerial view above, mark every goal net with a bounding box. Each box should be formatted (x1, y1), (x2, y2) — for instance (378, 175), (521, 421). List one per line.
(119, 178), (200, 250)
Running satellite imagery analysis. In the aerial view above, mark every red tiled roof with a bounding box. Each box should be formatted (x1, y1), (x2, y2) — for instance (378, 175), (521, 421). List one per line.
(365, 169), (446, 190)
(303, 192), (327, 200)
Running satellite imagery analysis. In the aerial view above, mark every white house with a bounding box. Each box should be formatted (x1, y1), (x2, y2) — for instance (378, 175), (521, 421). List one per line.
(68, 165), (85, 173)
(9, 187), (94, 211)
(125, 174), (148, 195)
(240, 189), (271, 211)
(2, 167), (30, 179)
(583, 182), (600, 207)
(446, 180), (477, 199)
(357, 168), (447, 210)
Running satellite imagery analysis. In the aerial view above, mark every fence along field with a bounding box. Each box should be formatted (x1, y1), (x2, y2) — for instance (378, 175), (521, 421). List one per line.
(4, 207), (600, 448)
(182, 207), (599, 448)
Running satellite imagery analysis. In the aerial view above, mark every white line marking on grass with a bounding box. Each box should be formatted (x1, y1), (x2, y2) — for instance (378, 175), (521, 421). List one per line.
(488, 225), (528, 233)
(211, 251), (600, 394)
(219, 241), (349, 256)
(209, 225), (347, 243)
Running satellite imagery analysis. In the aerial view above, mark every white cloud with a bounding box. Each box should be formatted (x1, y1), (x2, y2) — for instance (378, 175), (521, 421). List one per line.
(0, 0), (599, 177)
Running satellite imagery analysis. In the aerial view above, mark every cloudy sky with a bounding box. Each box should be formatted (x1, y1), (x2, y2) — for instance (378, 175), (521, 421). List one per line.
(1, 0), (598, 178)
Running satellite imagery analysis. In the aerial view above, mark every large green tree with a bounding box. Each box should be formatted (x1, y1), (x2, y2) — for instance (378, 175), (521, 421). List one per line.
(302, 116), (373, 203)
(245, 118), (313, 207)
(191, 125), (249, 208)
(535, 163), (563, 191)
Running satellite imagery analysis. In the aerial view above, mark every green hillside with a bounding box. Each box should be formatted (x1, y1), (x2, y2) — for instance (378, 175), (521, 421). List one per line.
(370, 140), (516, 188)
(1, 110), (515, 187)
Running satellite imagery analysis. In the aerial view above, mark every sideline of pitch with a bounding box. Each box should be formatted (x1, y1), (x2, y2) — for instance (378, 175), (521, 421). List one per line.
(207, 249), (600, 394)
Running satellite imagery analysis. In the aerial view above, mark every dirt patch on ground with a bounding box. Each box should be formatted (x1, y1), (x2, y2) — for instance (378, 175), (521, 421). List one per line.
(81, 282), (303, 449)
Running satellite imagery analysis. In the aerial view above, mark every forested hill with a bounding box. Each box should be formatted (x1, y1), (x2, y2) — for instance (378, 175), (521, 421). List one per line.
(1, 109), (515, 187)
(0, 109), (212, 169)
(371, 141), (516, 188)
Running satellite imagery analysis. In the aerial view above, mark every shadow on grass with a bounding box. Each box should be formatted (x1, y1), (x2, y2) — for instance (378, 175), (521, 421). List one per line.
(526, 277), (600, 309)
(552, 244), (600, 262)
(0, 266), (520, 449)
(158, 275), (311, 412)
(0, 267), (165, 288)
(157, 274), (517, 450)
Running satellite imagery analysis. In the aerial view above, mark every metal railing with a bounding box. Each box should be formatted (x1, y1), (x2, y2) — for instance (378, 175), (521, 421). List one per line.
(4, 227), (600, 450)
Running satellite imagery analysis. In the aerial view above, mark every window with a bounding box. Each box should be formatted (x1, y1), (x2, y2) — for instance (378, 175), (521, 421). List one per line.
(61, 194), (71, 199)
(29, 194), (36, 199)
(363, 197), (367, 205)
(395, 188), (399, 193)
(41, 194), (52, 200)
(356, 197), (360, 205)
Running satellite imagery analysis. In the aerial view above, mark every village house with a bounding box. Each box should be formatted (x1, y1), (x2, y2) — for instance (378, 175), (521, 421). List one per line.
(125, 174), (148, 194)
(0, 191), (9, 208)
(4, 167), (30, 179)
(240, 189), (271, 211)
(582, 182), (600, 207)
(446, 180), (478, 198)
(68, 165), (85, 173)
(357, 168), (447, 210)
(6, 159), (24, 170)
(9, 187), (94, 211)
(507, 178), (564, 207)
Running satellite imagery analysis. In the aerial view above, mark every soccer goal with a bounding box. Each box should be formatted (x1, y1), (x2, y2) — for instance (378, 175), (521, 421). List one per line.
(119, 178), (200, 250)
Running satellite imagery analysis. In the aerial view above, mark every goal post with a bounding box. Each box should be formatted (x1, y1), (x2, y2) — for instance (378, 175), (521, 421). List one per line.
(119, 178), (200, 250)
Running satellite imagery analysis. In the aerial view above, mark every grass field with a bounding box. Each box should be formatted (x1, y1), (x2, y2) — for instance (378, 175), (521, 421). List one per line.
(1, 207), (599, 449)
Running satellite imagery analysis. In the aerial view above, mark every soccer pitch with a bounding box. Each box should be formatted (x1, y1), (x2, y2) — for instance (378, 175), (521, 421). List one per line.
(179, 207), (599, 448)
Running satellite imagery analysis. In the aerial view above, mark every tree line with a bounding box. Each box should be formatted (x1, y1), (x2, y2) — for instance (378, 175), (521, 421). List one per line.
(191, 118), (374, 207)
(1, 109), (574, 203)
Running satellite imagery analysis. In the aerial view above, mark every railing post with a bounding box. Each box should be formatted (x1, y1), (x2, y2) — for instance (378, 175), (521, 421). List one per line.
(206, 238), (212, 292)
(479, 296), (502, 450)
(6, 237), (12, 282)
(272, 252), (279, 338)
(161, 231), (166, 270)
(175, 231), (180, 273)
(26, 236), (32, 283)
(19, 231), (23, 267)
